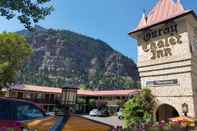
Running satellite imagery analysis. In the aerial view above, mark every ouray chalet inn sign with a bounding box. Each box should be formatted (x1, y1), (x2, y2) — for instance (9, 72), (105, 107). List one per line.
(141, 23), (182, 60)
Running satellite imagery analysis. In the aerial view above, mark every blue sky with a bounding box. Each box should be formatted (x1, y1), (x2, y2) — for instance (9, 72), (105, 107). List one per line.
(0, 0), (196, 62)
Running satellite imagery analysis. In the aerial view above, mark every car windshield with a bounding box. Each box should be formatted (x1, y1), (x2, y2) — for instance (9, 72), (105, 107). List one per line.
(13, 101), (45, 121)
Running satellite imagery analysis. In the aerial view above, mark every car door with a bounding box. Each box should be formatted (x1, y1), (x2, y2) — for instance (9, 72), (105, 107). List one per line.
(0, 99), (22, 130)
(0, 99), (11, 121)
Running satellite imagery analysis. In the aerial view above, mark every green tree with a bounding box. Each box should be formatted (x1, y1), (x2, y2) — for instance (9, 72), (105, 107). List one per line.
(0, 32), (32, 89)
(79, 84), (89, 90)
(0, 0), (53, 30)
(123, 88), (156, 128)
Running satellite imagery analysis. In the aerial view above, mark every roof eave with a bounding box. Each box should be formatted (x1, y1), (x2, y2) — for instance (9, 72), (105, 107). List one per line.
(128, 10), (195, 36)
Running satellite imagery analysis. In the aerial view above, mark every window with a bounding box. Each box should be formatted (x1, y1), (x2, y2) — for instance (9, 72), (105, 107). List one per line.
(13, 102), (45, 121)
(24, 93), (31, 99)
(0, 100), (11, 120)
(17, 92), (23, 99)
(37, 93), (42, 99)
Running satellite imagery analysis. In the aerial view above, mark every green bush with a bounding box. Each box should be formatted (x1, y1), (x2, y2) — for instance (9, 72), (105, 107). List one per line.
(123, 88), (156, 128)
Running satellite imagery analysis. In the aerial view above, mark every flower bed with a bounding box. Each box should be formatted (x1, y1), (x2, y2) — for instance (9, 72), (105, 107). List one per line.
(113, 121), (188, 131)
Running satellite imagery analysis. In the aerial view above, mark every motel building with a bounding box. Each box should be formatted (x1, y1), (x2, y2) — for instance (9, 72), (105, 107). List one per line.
(9, 84), (78, 113)
(77, 89), (139, 113)
(8, 84), (139, 113)
(129, 0), (197, 121)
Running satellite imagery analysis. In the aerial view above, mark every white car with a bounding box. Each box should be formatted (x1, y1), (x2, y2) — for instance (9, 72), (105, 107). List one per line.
(46, 112), (55, 116)
(89, 109), (102, 117)
(117, 108), (124, 119)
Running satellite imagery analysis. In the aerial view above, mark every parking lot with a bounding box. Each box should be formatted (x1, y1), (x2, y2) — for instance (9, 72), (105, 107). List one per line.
(81, 115), (124, 127)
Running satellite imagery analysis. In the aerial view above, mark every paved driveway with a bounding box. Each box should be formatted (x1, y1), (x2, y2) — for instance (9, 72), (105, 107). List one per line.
(81, 115), (124, 127)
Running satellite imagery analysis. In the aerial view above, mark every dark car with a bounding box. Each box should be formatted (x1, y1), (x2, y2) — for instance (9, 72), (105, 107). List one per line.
(0, 97), (61, 131)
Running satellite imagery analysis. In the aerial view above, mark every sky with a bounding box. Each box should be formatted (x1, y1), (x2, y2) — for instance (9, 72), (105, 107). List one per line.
(0, 0), (196, 63)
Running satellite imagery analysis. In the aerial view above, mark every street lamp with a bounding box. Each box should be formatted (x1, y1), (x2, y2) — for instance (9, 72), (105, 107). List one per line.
(62, 87), (77, 105)
(61, 85), (78, 114)
(182, 103), (189, 116)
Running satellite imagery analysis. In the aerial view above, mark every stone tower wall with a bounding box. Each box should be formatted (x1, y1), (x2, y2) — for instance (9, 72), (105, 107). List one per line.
(187, 16), (197, 117)
(136, 16), (197, 117)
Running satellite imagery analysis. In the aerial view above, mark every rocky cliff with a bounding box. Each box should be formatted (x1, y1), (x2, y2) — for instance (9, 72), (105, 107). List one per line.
(17, 27), (139, 90)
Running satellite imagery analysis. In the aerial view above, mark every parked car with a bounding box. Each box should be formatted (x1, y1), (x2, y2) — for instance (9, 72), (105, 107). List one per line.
(0, 97), (62, 130)
(117, 108), (124, 119)
(89, 109), (110, 117)
(100, 109), (110, 117)
(46, 112), (55, 116)
(89, 109), (102, 117)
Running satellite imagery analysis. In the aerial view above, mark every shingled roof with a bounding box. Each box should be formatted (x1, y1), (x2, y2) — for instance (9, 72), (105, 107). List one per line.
(129, 0), (191, 34)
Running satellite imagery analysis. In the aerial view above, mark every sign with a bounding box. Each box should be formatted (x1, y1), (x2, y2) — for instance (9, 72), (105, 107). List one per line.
(143, 24), (178, 41)
(146, 79), (178, 87)
(141, 23), (182, 60)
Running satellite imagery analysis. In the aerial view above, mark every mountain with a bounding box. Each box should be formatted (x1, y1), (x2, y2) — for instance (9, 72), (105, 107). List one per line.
(16, 27), (139, 90)
(17, 25), (46, 37)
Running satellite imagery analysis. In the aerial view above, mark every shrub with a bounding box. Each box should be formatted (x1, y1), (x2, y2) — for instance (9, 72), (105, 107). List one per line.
(123, 88), (156, 128)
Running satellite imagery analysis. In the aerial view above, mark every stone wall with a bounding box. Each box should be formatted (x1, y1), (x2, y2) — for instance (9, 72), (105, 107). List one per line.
(189, 19), (197, 117)
(135, 15), (197, 118)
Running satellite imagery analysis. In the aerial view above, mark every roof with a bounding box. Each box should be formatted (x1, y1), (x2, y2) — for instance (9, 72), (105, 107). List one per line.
(11, 84), (140, 97)
(25, 116), (58, 130)
(62, 115), (113, 131)
(0, 97), (45, 112)
(129, 0), (191, 34)
(12, 84), (62, 94)
(77, 89), (140, 97)
(0, 96), (39, 104)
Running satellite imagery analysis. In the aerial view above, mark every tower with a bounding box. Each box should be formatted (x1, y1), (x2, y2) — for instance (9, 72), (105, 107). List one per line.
(129, 0), (197, 121)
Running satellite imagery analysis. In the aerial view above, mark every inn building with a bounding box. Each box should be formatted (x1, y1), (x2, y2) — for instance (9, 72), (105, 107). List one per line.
(8, 84), (139, 113)
(129, 0), (197, 121)
(9, 84), (78, 112)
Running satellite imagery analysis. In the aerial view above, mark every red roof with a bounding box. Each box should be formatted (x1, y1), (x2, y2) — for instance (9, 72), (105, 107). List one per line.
(12, 84), (140, 97)
(129, 0), (190, 34)
(12, 84), (62, 94)
(77, 89), (140, 97)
